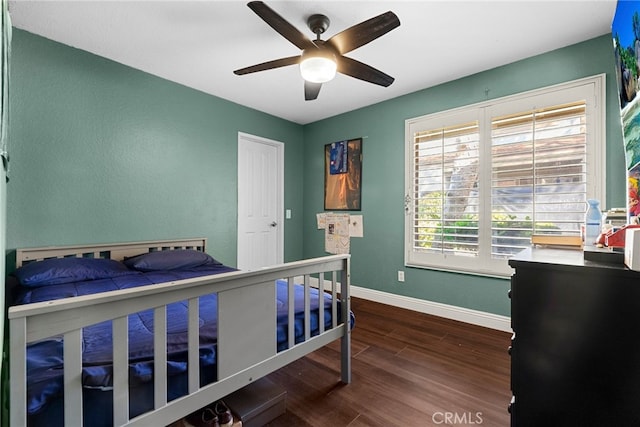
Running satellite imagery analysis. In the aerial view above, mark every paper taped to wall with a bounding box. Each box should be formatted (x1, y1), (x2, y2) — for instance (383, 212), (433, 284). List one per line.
(349, 215), (363, 237)
(325, 213), (350, 254)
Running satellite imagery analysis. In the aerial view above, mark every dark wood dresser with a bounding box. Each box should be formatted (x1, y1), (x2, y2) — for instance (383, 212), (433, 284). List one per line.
(508, 247), (640, 426)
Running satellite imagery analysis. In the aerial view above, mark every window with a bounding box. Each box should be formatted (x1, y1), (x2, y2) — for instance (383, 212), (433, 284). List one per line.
(405, 75), (605, 277)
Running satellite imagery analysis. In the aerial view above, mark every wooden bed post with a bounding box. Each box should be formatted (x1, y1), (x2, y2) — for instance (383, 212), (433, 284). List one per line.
(340, 256), (351, 384)
(9, 317), (27, 427)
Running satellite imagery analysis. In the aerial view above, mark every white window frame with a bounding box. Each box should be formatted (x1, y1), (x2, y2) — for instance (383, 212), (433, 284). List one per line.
(404, 74), (606, 277)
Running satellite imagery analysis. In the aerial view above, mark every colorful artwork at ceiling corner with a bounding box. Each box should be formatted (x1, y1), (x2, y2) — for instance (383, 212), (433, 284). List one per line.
(613, 0), (640, 218)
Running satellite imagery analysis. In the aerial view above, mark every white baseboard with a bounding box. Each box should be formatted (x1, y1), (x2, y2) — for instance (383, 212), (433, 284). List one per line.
(351, 285), (512, 333)
(296, 276), (512, 332)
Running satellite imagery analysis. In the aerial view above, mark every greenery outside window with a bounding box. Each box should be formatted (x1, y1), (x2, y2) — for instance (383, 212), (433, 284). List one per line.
(404, 75), (605, 277)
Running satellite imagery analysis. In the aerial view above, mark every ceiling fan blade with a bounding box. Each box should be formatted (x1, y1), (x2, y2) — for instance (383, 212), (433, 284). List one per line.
(248, 1), (317, 51)
(336, 56), (394, 87)
(234, 55), (300, 75)
(326, 11), (400, 55)
(304, 81), (322, 101)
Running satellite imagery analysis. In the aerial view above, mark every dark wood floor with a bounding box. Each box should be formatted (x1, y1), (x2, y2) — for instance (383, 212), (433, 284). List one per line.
(265, 297), (511, 427)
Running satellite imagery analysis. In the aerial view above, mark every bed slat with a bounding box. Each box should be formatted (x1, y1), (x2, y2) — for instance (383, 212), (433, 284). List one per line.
(319, 273), (325, 334)
(64, 329), (83, 426)
(188, 297), (200, 394)
(154, 306), (168, 408)
(287, 277), (295, 349)
(113, 316), (130, 425)
(304, 275), (311, 341)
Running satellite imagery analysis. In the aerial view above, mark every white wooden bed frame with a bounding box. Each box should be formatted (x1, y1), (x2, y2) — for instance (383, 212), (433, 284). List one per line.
(8, 238), (351, 426)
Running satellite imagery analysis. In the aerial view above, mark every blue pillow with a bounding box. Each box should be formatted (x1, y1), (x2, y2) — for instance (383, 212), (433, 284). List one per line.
(123, 249), (221, 271)
(14, 257), (135, 287)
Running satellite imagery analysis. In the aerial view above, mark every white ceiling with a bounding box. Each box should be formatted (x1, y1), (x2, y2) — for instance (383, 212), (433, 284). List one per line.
(8, 0), (617, 125)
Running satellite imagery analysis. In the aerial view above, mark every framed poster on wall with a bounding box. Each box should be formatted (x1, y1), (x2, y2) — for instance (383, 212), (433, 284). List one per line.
(324, 138), (362, 211)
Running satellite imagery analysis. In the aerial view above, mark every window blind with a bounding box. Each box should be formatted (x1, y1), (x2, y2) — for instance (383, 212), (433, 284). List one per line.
(490, 101), (587, 258)
(411, 121), (480, 257)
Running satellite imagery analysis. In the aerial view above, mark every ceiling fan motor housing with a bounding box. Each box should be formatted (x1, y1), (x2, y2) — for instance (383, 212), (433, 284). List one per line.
(307, 14), (330, 37)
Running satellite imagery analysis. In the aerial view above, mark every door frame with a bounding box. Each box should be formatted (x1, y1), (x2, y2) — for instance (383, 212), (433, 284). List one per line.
(237, 131), (285, 268)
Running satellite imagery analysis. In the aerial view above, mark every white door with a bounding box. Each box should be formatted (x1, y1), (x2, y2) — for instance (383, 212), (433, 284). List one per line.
(237, 132), (284, 270)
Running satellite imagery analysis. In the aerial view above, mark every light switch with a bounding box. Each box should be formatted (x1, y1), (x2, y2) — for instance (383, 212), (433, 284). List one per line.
(286, 209), (292, 219)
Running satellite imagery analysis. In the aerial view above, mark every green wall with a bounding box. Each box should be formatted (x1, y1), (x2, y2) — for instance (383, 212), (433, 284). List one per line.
(7, 30), (626, 317)
(302, 34), (625, 316)
(7, 29), (305, 267)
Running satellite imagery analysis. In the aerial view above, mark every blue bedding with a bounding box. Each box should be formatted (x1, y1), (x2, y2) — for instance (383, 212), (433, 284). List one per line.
(11, 263), (349, 425)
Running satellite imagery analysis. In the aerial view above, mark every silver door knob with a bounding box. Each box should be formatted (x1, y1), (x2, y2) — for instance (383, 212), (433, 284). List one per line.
(270, 221), (277, 227)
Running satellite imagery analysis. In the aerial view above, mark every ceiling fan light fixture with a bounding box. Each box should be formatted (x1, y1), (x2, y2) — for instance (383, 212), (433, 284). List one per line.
(300, 50), (337, 83)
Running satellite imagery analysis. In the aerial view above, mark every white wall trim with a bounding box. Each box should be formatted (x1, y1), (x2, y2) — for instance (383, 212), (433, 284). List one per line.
(300, 275), (512, 332)
(351, 285), (512, 333)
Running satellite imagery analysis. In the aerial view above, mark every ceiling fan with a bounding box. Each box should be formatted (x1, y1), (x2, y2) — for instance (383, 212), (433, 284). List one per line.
(233, 1), (401, 101)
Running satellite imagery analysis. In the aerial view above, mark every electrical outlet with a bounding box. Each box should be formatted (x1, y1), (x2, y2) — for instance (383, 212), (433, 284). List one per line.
(397, 271), (405, 282)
